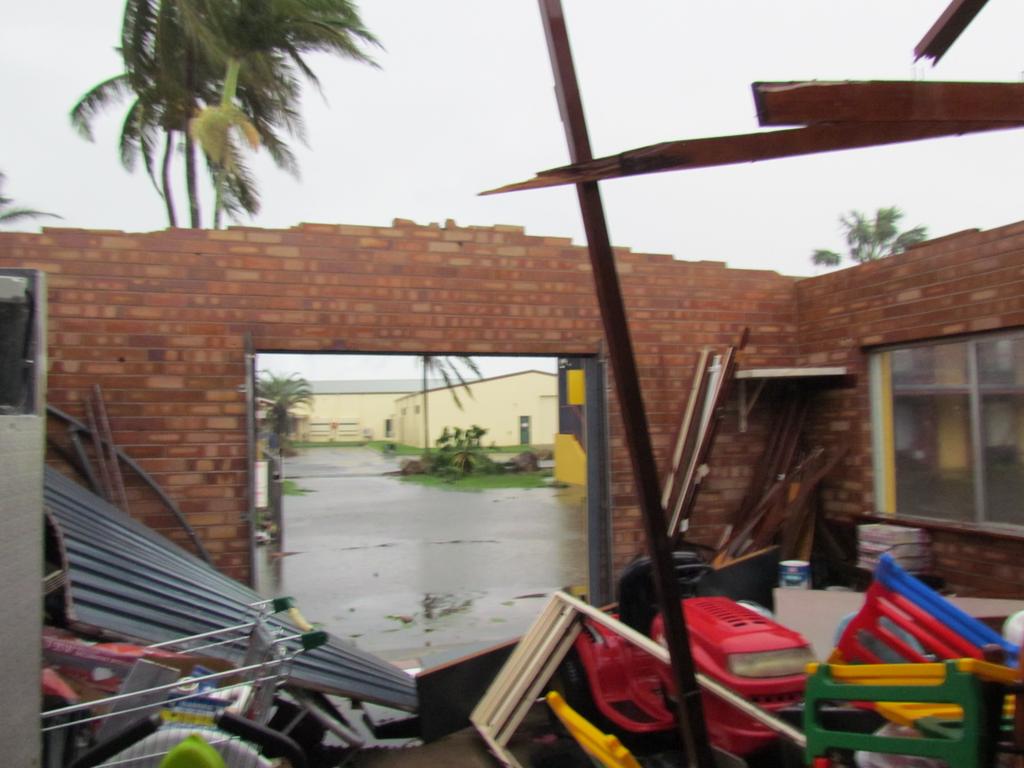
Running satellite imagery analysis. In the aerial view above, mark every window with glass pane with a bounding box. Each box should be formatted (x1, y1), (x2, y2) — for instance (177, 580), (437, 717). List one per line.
(890, 341), (974, 521)
(978, 336), (1024, 524)
(872, 331), (1024, 526)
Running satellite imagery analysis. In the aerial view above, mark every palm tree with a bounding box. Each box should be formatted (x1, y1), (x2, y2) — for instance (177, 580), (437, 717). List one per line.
(73, 0), (378, 228)
(257, 371), (313, 451)
(812, 207), (928, 267)
(73, 1), (220, 226)
(420, 356), (481, 453)
(0, 173), (61, 227)
(187, 0), (379, 227)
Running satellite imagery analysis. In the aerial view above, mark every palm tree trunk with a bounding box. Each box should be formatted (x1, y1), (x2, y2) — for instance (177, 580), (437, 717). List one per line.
(212, 57), (243, 230)
(184, 134), (201, 228)
(422, 356), (430, 454)
(161, 130), (177, 227)
(184, 40), (201, 228)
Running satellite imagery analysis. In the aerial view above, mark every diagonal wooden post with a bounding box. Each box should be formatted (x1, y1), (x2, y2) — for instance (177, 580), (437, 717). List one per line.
(536, 2), (713, 765)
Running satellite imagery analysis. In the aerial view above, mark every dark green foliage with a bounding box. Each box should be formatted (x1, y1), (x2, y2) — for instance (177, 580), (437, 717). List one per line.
(429, 425), (498, 480)
(72, 0), (379, 227)
(0, 173), (61, 226)
(256, 371), (312, 451)
(812, 207), (928, 267)
(420, 355), (482, 454)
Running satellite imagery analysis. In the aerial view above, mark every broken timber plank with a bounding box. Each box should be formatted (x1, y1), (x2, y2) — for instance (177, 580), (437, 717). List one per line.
(669, 337), (744, 542)
(753, 80), (1024, 126)
(482, 120), (1021, 195)
(661, 348), (712, 512)
(914, 0), (990, 63)
(535, 1), (711, 763)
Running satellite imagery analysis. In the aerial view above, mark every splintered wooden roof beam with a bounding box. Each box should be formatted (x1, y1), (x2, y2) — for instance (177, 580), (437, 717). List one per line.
(914, 0), (990, 63)
(753, 80), (1024, 126)
(482, 119), (1020, 195)
(537, 1), (714, 764)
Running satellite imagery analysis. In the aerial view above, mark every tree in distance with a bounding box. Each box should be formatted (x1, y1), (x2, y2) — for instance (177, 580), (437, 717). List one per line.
(812, 207), (927, 268)
(420, 355), (482, 454)
(257, 371), (313, 454)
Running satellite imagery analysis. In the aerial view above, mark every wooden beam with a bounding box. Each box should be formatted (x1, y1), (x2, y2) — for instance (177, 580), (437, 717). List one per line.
(482, 120), (1020, 195)
(914, 0), (990, 63)
(754, 80), (1024, 126)
(536, 2), (713, 765)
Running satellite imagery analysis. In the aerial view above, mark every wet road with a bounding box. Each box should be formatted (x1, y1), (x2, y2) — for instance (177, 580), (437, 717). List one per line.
(257, 448), (587, 661)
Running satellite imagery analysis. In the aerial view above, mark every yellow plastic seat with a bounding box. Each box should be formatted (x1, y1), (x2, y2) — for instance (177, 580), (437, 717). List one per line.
(545, 690), (643, 768)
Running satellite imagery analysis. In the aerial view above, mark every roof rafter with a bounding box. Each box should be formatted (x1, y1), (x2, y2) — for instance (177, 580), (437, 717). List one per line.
(914, 0), (990, 63)
(753, 80), (1024, 126)
(483, 119), (1019, 195)
(484, 80), (1024, 195)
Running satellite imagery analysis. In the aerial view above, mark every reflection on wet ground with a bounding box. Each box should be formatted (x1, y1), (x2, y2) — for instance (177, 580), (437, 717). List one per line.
(256, 448), (587, 661)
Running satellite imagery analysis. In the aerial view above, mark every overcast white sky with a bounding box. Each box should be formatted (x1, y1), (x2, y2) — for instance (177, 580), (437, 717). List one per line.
(257, 352), (559, 381)
(4, 2), (1024, 379)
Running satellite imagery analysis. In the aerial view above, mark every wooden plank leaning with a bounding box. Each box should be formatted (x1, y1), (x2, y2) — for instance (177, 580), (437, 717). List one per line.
(471, 591), (806, 766)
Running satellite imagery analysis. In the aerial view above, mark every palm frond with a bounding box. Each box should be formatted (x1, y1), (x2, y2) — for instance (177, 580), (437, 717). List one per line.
(424, 356), (481, 410)
(811, 249), (841, 267)
(70, 74), (135, 140)
(892, 225), (928, 255)
(190, 104), (260, 168)
(0, 173), (62, 226)
(0, 207), (63, 225)
(218, 153), (261, 221)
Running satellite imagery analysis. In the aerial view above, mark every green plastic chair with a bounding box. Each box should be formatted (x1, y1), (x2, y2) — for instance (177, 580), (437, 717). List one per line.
(803, 659), (1007, 768)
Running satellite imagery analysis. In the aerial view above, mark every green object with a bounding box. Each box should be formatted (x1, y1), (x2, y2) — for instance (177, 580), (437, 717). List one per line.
(915, 712), (1015, 740)
(301, 629), (329, 651)
(158, 734), (226, 768)
(270, 596), (296, 613)
(803, 661), (1004, 768)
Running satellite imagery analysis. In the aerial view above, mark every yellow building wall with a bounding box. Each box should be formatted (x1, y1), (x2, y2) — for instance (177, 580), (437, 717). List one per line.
(295, 392), (401, 442)
(394, 371), (558, 449)
(555, 434), (587, 486)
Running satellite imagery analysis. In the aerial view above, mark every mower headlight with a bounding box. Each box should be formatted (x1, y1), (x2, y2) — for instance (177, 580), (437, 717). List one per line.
(726, 647), (815, 678)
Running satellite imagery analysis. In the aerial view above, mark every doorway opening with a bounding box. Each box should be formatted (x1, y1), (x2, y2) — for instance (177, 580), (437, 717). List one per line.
(249, 352), (609, 661)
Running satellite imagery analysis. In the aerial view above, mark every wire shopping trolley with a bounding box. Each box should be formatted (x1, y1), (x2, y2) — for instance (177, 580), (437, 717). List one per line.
(41, 597), (328, 767)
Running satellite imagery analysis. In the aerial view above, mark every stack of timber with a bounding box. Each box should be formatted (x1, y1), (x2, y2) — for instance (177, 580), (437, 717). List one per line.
(714, 405), (847, 568)
(662, 340), (742, 541)
(660, 337), (847, 593)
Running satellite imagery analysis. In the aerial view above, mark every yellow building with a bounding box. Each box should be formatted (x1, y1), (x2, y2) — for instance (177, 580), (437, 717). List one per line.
(296, 371), (558, 449)
(293, 380), (429, 443)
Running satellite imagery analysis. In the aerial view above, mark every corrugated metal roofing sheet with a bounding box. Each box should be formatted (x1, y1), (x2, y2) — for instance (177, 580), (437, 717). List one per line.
(44, 468), (418, 711)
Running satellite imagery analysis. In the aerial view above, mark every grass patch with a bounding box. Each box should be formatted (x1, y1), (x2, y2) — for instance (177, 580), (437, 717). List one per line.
(291, 440), (550, 456)
(400, 471), (553, 491)
(483, 445), (551, 454)
(282, 479), (314, 496)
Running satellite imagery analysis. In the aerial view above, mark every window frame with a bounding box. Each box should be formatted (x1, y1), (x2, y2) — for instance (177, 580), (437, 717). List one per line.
(870, 329), (1024, 527)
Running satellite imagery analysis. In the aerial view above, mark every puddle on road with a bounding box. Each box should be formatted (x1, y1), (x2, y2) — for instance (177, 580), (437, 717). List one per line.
(431, 539), (499, 545)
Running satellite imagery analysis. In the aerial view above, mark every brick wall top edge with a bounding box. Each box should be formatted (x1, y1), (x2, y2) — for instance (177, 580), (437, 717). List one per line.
(3, 225), (798, 282)
(22, 215), (1022, 254)
(793, 223), (1019, 291)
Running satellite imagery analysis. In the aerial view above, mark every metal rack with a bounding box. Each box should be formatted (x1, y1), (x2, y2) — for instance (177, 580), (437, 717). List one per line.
(42, 598), (328, 768)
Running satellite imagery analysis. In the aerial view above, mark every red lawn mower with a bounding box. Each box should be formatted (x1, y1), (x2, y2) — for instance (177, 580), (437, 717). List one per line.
(555, 551), (813, 760)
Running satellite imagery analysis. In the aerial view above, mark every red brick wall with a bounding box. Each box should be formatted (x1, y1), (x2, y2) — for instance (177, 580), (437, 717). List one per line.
(796, 221), (1024, 595)
(0, 220), (798, 582)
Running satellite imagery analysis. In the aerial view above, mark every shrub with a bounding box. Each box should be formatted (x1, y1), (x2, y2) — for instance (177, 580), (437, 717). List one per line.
(430, 425), (497, 479)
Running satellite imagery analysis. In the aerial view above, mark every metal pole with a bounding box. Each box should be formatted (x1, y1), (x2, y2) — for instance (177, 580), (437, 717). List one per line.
(536, 3), (713, 765)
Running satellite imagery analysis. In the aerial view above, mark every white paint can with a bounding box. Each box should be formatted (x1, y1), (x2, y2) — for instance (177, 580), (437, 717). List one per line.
(779, 559), (811, 589)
